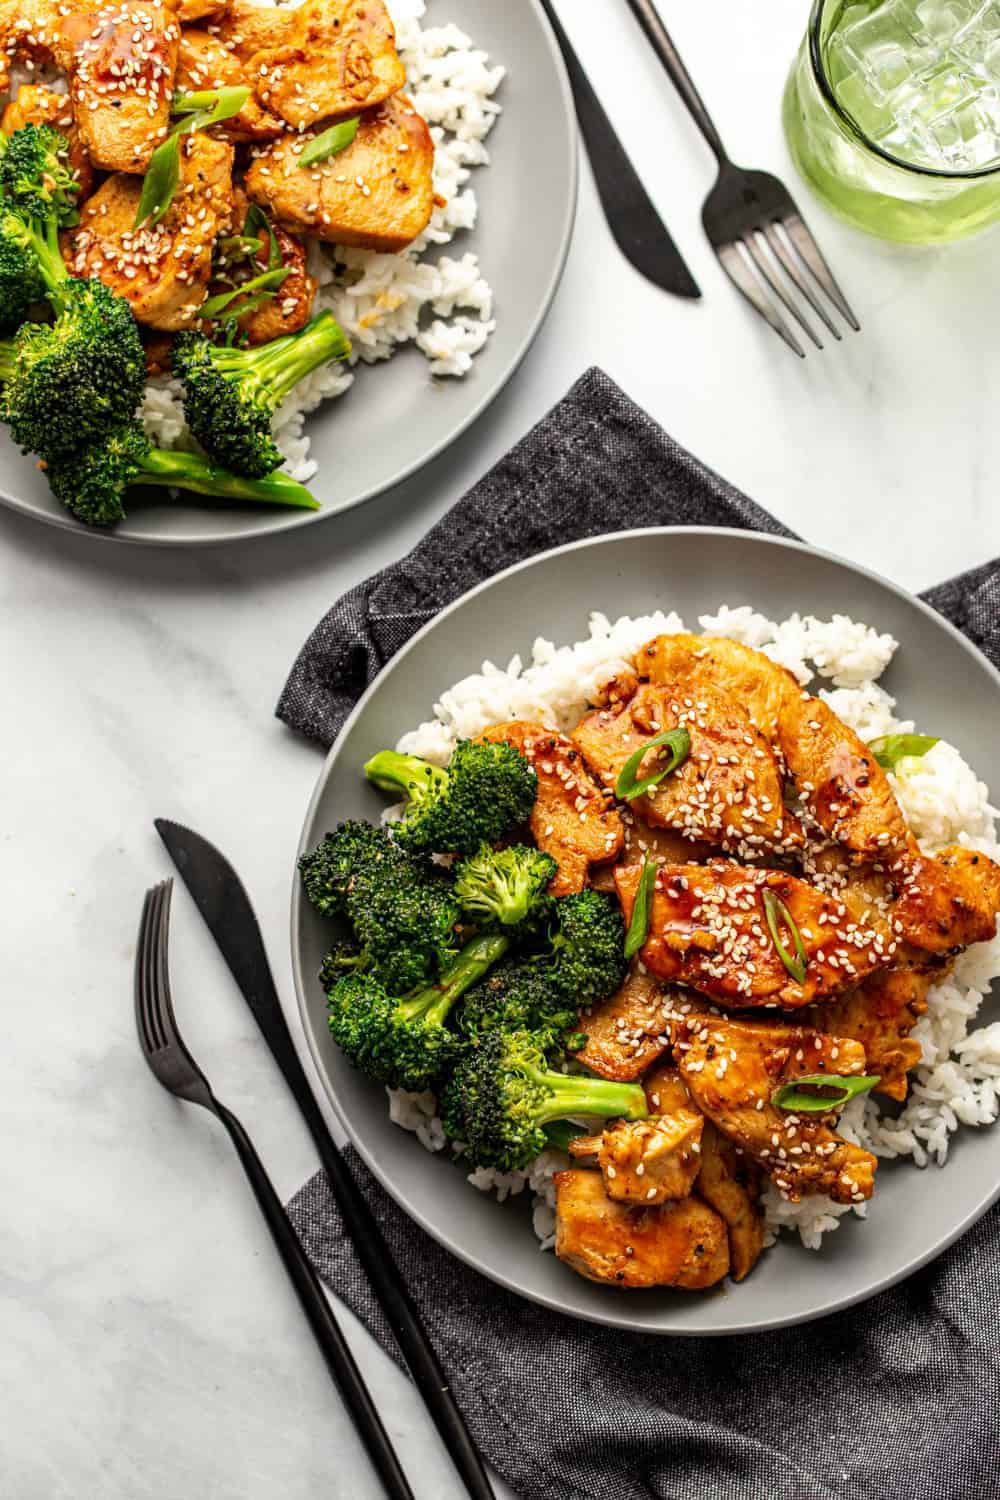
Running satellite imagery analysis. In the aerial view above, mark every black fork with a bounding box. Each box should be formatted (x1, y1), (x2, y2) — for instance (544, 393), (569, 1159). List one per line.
(626, 0), (860, 356)
(134, 881), (415, 1500)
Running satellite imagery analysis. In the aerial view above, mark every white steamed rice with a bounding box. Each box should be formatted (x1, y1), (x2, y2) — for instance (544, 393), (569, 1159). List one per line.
(140, 0), (503, 481)
(385, 606), (1000, 1254)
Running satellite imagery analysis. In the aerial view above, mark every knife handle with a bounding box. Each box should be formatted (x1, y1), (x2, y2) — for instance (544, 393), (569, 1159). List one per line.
(215, 1103), (416, 1500)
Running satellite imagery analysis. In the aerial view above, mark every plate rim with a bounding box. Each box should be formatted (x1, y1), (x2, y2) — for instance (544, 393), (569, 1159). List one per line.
(0, 0), (578, 549)
(290, 525), (1000, 1334)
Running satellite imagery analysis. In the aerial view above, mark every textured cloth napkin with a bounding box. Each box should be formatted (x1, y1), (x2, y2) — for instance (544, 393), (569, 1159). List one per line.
(279, 369), (1000, 1500)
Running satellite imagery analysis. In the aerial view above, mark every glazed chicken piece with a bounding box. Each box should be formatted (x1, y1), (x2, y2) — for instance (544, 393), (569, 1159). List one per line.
(66, 133), (235, 330)
(478, 721), (623, 897)
(573, 679), (803, 859)
(0, 83), (93, 197)
(568, 1111), (704, 1206)
(176, 28), (283, 141)
(615, 860), (887, 1009)
(233, 223), (316, 345)
(553, 1169), (729, 1289)
(810, 968), (929, 1101)
(641, 1062), (765, 1281)
(177, 0), (226, 20)
(670, 1006), (877, 1204)
(575, 965), (671, 1081)
(245, 94), (434, 253)
(54, 0), (181, 174)
(808, 840), (1000, 959)
(241, 0), (406, 130)
(637, 634), (910, 861)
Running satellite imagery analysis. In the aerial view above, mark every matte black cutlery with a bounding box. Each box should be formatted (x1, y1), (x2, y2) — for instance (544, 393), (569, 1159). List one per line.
(624, 0), (859, 355)
(134, 880), (416, 1500)
(154, 818), (496, 1500)
(537, 0), (700, 299)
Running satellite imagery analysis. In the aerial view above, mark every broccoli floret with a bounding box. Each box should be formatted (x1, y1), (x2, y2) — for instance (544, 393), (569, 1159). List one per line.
(543, 889), (627, 1010)
(327, 933), (510, 1092)
(0, 208), (45, 333)
(454, 843), (556, 928)
(173, 311), (351, 478)
(319, 940), (369, 990)
(364, 741), (537, 856)
(440, 1029), (648, 1171)
(0, 123), (80, 225)
(456, 889), (626, 1050)
(299, 821), (461, 994)
(43, 419), (319, 527)
(3, 280), (147, 462)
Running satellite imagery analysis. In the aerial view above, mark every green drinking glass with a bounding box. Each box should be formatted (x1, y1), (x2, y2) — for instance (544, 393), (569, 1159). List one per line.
(783, 0), (1000, 243)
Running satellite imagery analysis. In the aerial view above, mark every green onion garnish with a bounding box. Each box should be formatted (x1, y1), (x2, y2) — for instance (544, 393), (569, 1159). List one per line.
(762, 888), (808, 985)
(543, 1120), (589, 1152)
(624, 857), (657, 960)
(134, 88), (251, 228)
(772, 1074), (881, 1112)
(615, 727), (691, 802)
(200, 265), (290, 320)
(868, 734), (939, 771)
(299, 115), (361, 168)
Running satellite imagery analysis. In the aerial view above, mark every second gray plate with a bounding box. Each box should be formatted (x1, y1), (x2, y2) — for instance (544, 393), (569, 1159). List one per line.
(291, 528), (1000, 1334)
(0, 0), (576, 546)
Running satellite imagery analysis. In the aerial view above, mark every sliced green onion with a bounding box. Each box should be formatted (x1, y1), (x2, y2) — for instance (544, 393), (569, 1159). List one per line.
(624, 857), (657, 960)
(868, 734), (939, 771)
(171, 86), (250, 129)
(216, 232), (264, 259)
(772, 1074), (881, 1113)
(762, 888), (808, 985)
(133, 133), (181, 228)
(245, 202), (282, 270)
(615, 727), (691, 802)
(135, 88), (251, 227)
(299, 115), (361, 168)
(200, 265), (290, 319)
(544, 1120), (589, 1152)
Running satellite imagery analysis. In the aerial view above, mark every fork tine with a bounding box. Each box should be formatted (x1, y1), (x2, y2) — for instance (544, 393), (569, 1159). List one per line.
(763, 222), (840, 340)
(742, 232), (823, 351)
(781, 212), (861, 331)
(715, 242), (806, 358)
(134, 888), (156, 1054)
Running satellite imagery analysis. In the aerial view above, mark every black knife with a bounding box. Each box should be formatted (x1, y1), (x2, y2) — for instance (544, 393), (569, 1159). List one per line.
(154, 818), (496, 1500)
(537, 0), (701, 299)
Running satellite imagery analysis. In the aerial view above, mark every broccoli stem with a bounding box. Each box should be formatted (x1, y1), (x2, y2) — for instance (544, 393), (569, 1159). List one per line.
(399, 932), (510, 1026)
(208, 311), (351, 405)
(31, 217), (69, 306)
(138, 447), (319, 509)
(524, 1059), (649, 1126)
(0, 337), (15, 383)
(365, 750), (447, 800)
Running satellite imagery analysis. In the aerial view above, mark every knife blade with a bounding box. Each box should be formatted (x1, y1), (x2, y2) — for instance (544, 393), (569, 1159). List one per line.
(154, 817), (496, 1500)
(537, 0), (701, 299)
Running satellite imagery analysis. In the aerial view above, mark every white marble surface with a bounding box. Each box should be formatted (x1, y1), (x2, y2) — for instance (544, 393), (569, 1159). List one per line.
(3, 1), (1000, 1496)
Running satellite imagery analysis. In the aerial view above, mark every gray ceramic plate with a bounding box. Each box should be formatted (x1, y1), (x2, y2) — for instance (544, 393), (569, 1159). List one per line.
(291, 528), (1000, 1335)
(0, 0), (575, 546)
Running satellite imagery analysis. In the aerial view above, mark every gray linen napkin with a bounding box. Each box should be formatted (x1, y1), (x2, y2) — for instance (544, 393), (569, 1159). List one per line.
(278, 368), (1000, 1500)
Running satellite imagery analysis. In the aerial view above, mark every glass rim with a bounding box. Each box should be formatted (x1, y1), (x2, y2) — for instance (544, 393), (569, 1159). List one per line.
(808, 0), (1000, 180)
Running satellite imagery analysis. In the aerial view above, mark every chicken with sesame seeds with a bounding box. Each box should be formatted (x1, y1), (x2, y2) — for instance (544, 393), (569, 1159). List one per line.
(53, 0), (181, 174)
(553, 1168), (730, 1289)
(568, 1109), (705, 1206)
(808, 967), (929, 1102)
(176, 26), (282, 139)
(573, 678), (804, 859)
(669, 1007), (878, 1204)
(218, 0), (405, 129)
(225, 210), (316, 344)
(0, 83), (94, 196)
(177, 0), (226, 21)
(639, 1063), (765, 1280)
(477, 721), (624, 897)
(245, 92), (434, 252)
(636, 633), (911, 861)
(67, 131), (234, 329)
(574, 964), (672, 1082)
(615, 860), (887, 1009)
